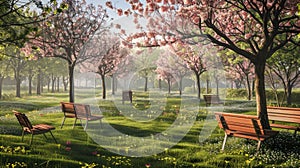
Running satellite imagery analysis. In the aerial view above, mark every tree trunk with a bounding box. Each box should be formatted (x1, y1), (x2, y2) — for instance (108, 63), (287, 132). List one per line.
(51, 74), (56, 93)
(144, 76), (148, 92)
(246, 74), (251, 101)
(69, 65), (75, 103)
(40, 74), (44, 93)
(28, 75), (33, 95)
(179, 77), (182, 95)
(0, 77), (3, 99)
(158, 79), (162, 90)
(254, 62), (270, 129)
(167, 79), (171, 94)
(252, 79), (255, 98)
(16, 78), (21, 98)
(63, 76), (68, 91)
(235, 80), (241, 89)
(57, 77), (60, 92)
(286, 83), (292, 105)
(101, 75), (106, 99)
(195, 73), (201, 99)
(15, 71), (21, 98)
(36, 72), (41, 95)
(47, 78), (50, 92)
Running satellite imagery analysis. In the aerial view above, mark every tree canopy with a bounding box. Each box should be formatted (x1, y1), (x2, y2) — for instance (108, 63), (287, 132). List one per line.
(106, 0), (300, 128)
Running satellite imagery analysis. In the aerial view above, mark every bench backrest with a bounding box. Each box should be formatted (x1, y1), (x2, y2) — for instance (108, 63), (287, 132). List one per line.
(267, 106), (300, 123)
(215, 112), (264, 136)
(13, 111), (33, 131)
(204, 94), (221, 103)
(74, 104), (90, 119)
(61, 102), (76, 117)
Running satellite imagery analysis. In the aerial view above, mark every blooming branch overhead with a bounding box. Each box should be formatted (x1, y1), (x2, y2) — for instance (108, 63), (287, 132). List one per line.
(106, 0), (300, 128)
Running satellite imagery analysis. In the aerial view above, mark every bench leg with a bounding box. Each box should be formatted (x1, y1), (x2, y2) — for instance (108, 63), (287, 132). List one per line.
(73, 118), (77, 129)
(49, 131), (58, 144)
(257, 140), (261, 151)
(30, 134), (34, 146)
(61, 116), (66, 129)
(43, 133), (48, 139)
(221, 133), (228, 151)
(294, 130), (297, 137)
(84, 120), (88, 130)
(21, 130), (25, 142)
(100, 119), (103, 129)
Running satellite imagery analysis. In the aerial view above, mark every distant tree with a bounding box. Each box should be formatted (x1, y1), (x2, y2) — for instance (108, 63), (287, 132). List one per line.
(80, 34), (128, 99)
(111, 52), (134, 94)
(265, 67), (284, 106)
(0, 50), (12, 99)
(6, 46), (27, 97)
(133, 49), (159, 92)
(222, 51), (255, 100)
(172, 42), (207, 99)
(267, 43), (300, 105)
(156, 69), (175, 94)
(157, 49), (190, 95)
(23, 59), (37, 95)
(27, 0), (110, 102)
(156, 55), (176, 94)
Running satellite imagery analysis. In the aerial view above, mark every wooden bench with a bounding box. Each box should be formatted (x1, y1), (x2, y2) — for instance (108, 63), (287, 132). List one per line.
(267, 106), (300, 136)
(122, 90), (133, 104)
(74, 104), (104, 130)
(13, 110), (57, 146)
(203, 94), (223, 106)
(61, 102), (104, 130)
(60, 102), (76, 129)
(215, 112), (278, 151)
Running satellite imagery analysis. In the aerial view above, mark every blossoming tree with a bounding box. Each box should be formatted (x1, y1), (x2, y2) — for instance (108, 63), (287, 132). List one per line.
(28, 0), (110, 102)
(172, 42), (207, 99)
(107, 0), (300, 128)
(80, 34), (129, 99)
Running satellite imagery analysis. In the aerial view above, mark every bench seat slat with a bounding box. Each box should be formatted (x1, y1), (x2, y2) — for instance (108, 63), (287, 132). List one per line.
(268, 111), (300, 116)
(268, 113), (300, 119)
(270, 123), (298, 130)
(267, 106), (300, 112)
(269, 116), (300, 123)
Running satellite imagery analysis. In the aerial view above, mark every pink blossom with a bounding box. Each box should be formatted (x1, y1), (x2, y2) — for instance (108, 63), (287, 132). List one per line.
(65, 147), (71, 151)
(105, 2), (113, 9)
(120, 29), (126, 34)
(161, 5), (169, 12)
(183, 0), (192, 5)
(115, 24), (121, 29)
(66, 140), (71, 145)
(245, 33), (252, 39)
(117, 8), (123, 16)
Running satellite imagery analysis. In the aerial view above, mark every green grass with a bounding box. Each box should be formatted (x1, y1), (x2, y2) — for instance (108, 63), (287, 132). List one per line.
(1, 89), (300, 167)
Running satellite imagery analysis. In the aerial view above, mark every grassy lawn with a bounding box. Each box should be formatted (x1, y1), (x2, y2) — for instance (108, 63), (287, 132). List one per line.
(1, 89), (300, 167)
